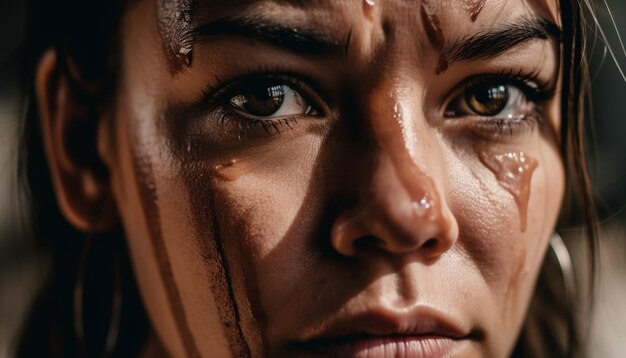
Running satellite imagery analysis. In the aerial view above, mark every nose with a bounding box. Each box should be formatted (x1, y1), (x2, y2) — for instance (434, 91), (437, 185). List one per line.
(330, 91), (459, 260)
(331, 156), (459, 260)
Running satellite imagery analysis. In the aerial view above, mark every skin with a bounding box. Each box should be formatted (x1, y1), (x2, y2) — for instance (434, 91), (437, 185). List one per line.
(156, 0), (195, 70)
(36, 0), (565, 357)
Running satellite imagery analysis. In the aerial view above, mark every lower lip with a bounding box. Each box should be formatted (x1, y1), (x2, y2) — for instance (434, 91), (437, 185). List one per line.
(298, 336), (461, 358)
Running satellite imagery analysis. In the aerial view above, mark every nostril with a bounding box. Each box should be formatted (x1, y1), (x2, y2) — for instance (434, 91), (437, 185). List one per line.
(353, 235), (381, 252)
(421, 238), (438, 251)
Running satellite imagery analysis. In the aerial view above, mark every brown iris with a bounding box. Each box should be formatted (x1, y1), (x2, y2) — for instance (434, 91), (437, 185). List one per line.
(230, 84), (287, 116)
(465, 83), (509, 116)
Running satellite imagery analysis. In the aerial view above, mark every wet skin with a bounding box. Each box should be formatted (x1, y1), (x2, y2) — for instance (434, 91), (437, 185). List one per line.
(62, 0), (564, 356)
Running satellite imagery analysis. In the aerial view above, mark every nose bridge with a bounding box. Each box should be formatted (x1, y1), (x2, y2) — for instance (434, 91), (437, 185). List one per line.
(372, 89), (435, 205)
(331, 78), (459, 258)
(369, 84), (453, 238)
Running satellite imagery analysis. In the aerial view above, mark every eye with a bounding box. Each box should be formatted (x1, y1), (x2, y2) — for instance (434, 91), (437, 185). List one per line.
(446, 80), (533, 118)
(465, 83), (509, 116)
(229, 82), (317, 118)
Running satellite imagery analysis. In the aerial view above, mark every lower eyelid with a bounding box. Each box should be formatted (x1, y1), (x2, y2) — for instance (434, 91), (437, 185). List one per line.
(468, 111), (543, 137)
(440, 108), (545, 140)
(443, 71), (552, 116)
(211, 106), (303, 137)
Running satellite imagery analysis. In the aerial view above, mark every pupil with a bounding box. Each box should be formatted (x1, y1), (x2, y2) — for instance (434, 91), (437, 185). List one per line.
(466, 84), (508, 115)
(243, 84), (286, 116)
(476, 85), (506, 103)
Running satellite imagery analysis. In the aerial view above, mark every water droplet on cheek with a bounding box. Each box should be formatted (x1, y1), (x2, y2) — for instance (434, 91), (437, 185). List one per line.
(213, 159), (242, 182)
(478, 150), (538, 232)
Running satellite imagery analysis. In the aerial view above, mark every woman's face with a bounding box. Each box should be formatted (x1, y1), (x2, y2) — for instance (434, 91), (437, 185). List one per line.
(105, 0), (564, 356)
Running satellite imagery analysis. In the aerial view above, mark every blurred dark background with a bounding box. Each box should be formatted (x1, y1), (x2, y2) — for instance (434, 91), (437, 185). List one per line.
(0, 0), (47, 357)
(0, 1), (624, 357)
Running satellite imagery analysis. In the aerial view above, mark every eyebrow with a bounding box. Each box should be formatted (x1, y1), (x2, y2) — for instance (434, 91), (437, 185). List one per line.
(187, 16), (561, 64)
(444, 18), (562, 65)
(191, 16), (348, 57)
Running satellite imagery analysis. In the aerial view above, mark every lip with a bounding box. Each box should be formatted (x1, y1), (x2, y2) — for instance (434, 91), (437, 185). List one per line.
(291, 306), (476, 357)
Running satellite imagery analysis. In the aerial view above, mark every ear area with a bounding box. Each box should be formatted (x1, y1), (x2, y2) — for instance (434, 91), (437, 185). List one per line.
(36, 49), (118, 233)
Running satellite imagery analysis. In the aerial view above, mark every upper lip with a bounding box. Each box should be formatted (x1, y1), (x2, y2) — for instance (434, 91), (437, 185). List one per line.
(293, 305), (475, 349)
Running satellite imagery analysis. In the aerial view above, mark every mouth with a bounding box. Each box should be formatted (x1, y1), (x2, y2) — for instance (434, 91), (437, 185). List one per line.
(290, 307), (478, 358)
(295, 334), (463, 358)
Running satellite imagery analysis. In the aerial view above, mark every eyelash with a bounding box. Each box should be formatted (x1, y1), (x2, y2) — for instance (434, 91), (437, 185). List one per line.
(445, 68), (555, 137)
(210, 107), (300, 139)
(202, 69), (319, 137)
(474, 68), (554, 101)
(200, 67), (555, 140)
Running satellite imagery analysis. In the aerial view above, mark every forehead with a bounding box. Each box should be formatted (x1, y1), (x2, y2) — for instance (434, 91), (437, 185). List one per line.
(156, 0), (560, 43)
(155, 0), (560, 71)
(178, 0), (559, 29)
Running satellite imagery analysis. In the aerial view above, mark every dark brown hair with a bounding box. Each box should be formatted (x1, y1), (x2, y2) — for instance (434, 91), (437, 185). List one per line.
(17, 1), (149, 357)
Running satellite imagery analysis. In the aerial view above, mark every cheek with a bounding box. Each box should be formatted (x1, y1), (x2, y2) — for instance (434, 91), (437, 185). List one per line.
(201, 136), (325, 284)
(112, 93), (238, 357)
(207, 139), (323, 258)
(165, 133), (327, 349)
(444, 137), (564, 346)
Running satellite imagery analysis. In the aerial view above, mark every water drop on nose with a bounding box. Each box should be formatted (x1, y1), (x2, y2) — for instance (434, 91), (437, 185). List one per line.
(364, 0), (375, 5)
(413, 195), (433, 216)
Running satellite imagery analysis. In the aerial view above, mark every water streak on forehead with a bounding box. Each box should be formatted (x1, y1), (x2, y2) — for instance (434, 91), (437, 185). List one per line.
(420, 0), (445, 51)
(420, 0), (449, 74)
(464, 0), (487, 21)
(420, 0), (488, 74)
(156, 0), (196, 72)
